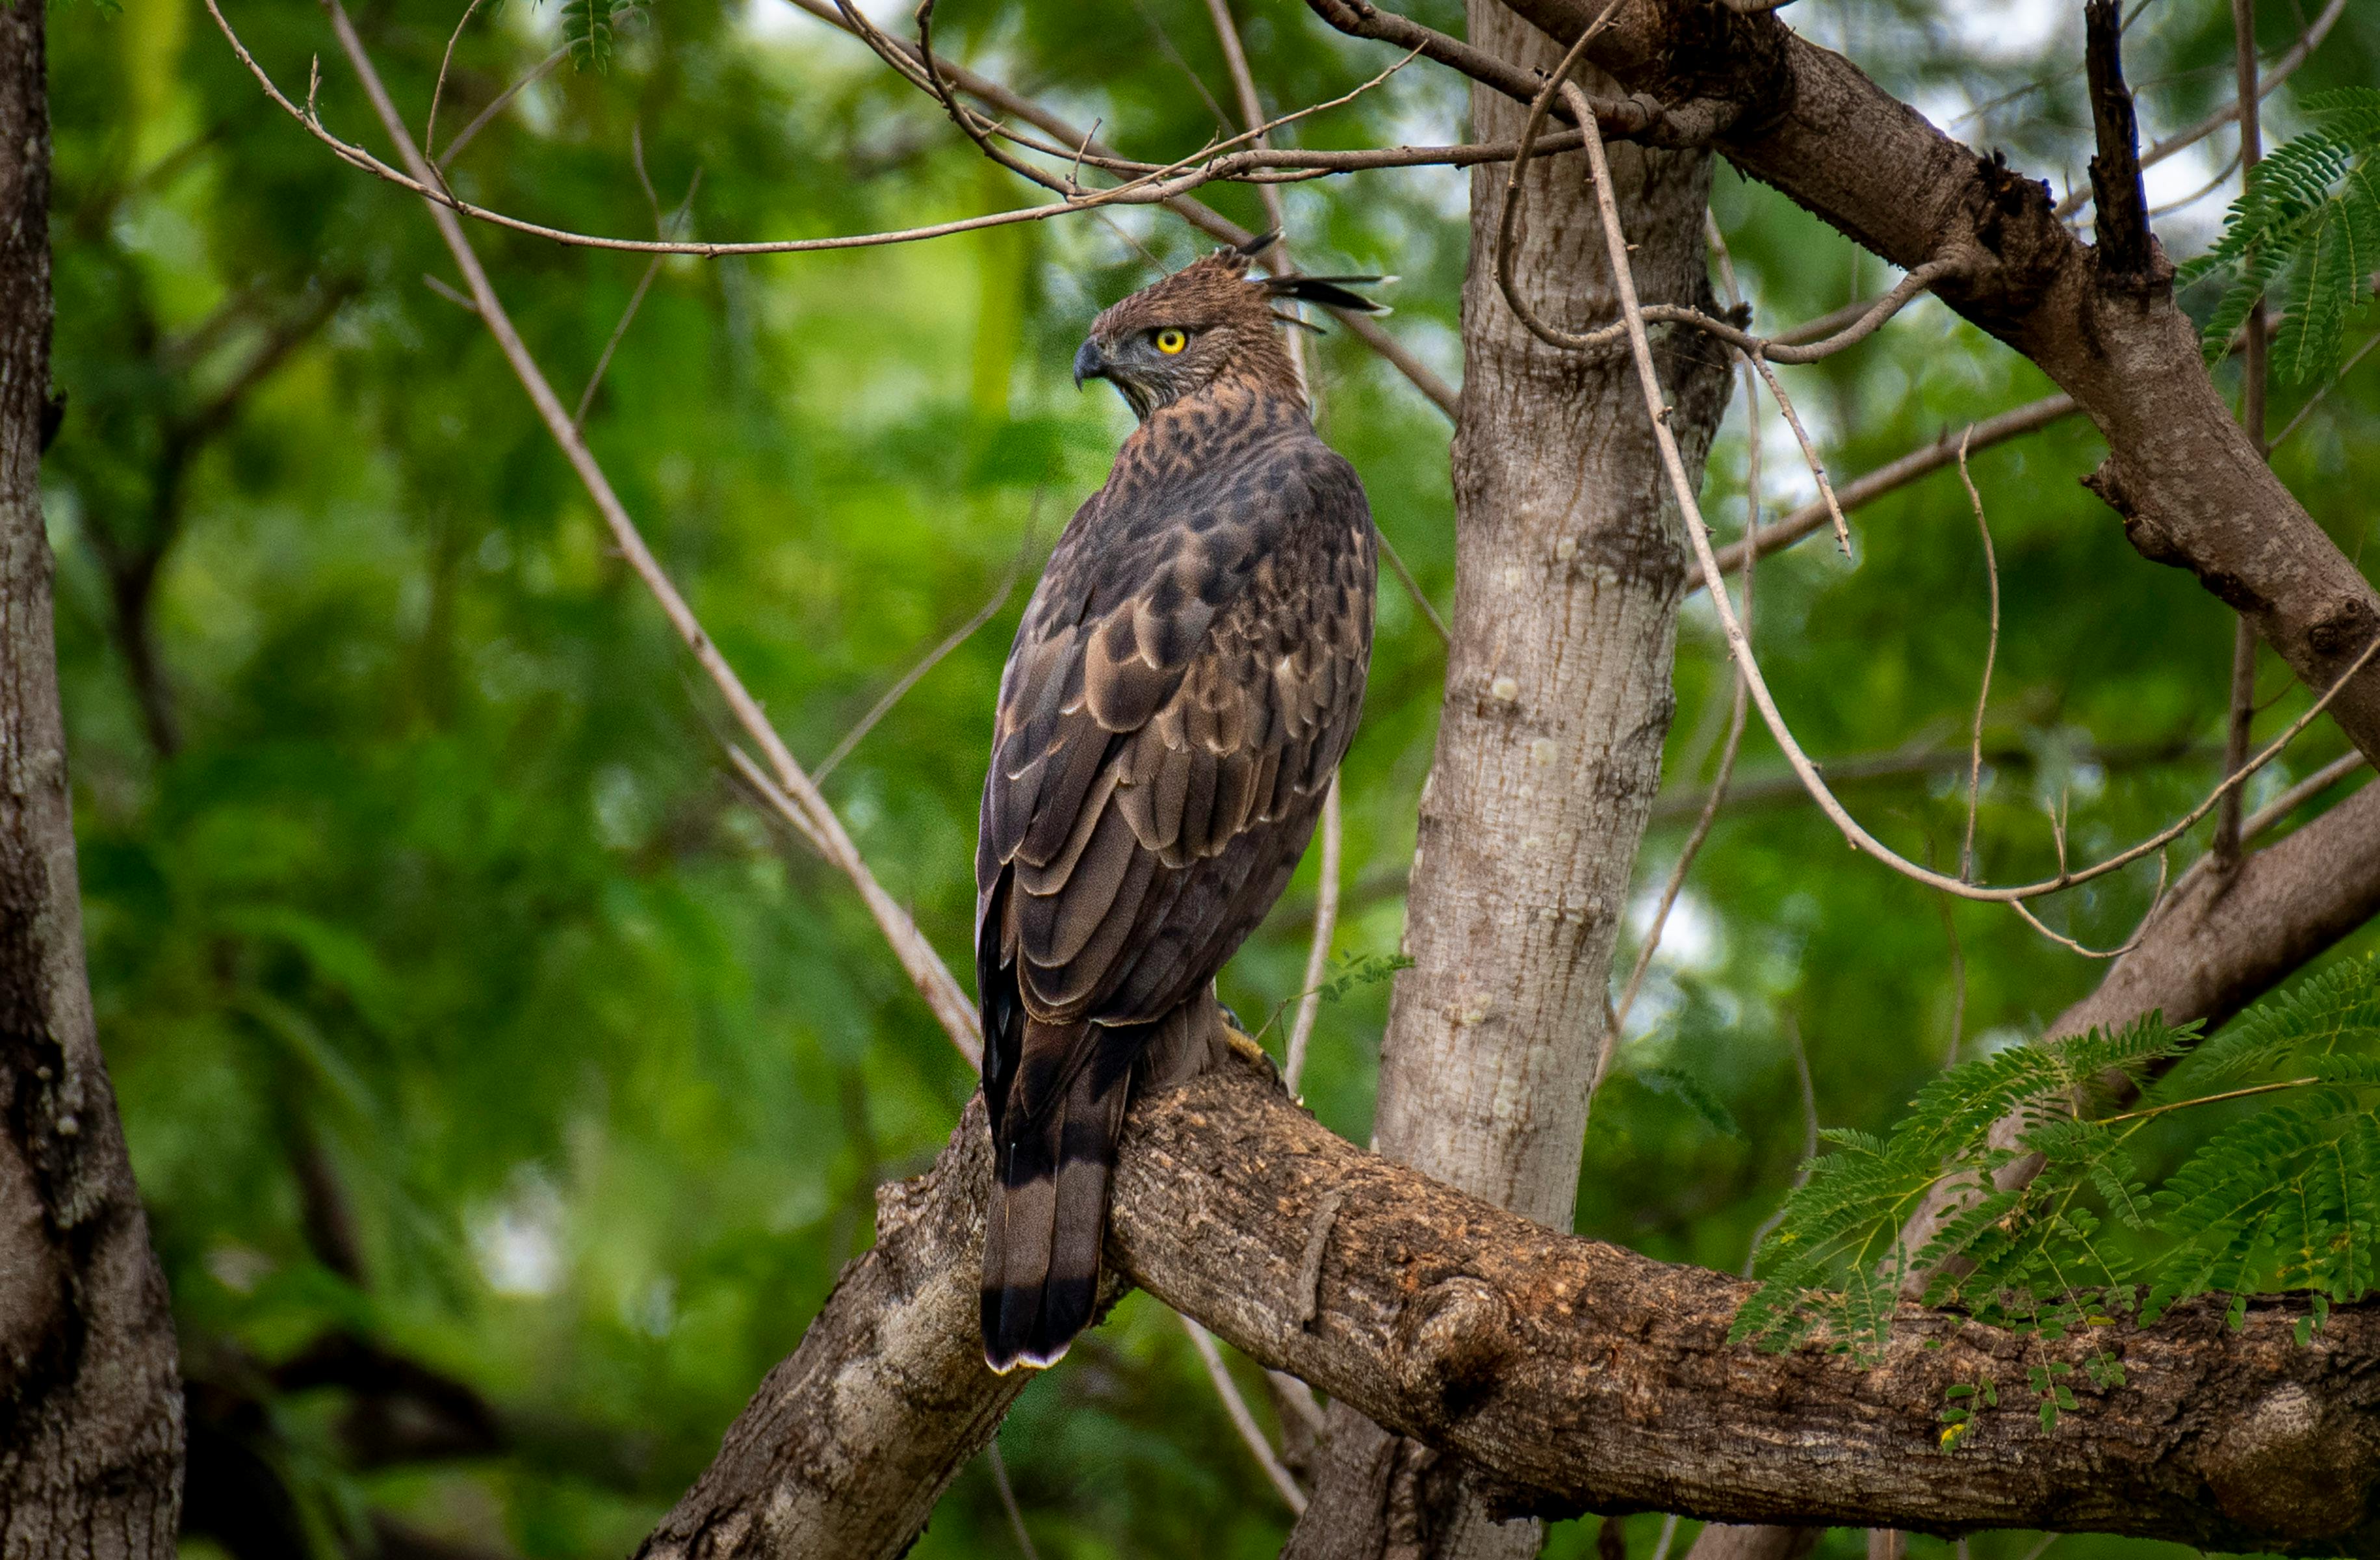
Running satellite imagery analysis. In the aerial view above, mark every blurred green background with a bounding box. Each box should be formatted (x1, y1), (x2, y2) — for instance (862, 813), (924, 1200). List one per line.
(42, 0), (2380, 1554)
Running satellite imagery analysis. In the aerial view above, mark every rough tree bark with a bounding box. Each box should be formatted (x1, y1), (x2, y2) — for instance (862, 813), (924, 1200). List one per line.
(1283, 6), (1727, 1554)
(649, 1039), (2380, 1559)
(1111, 1051), (2380, 1554)
(1687, 772), (2380, 1560)
(0, 7), (186, 1554)
(641, 764), (2380, 1559)
(1445, 0), (2380, 766)
(636, 1099), (1044, 1559)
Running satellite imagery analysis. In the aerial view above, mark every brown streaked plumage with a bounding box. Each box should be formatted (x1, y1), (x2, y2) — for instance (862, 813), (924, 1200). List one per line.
(977, 242), (1380, 1371)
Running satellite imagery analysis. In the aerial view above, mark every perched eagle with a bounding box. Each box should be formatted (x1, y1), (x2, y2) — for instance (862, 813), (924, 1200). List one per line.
(976, 241), (1382, 1371)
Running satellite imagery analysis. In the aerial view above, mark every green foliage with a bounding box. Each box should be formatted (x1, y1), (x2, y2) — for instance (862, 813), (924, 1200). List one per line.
(1737, 961), (2380, 1367)
(45, 0), (2380, 1554)
(1635, 1065), (1746, 1140)
(2181, 88), (2380, 382)
(1312, 950), (1415, 1005)
(558, 0), (642, 71)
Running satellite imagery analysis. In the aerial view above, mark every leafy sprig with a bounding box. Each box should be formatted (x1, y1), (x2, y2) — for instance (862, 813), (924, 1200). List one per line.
(2180, 87), (2380, 383)
(1734, 957), (2380, 1375)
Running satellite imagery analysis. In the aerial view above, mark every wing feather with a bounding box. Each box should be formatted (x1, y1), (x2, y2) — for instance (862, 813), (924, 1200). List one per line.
(979, 415), (1375, 1130)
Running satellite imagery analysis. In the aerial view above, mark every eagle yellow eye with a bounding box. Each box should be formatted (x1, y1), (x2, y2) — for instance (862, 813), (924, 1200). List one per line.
(1155, 328), (1188, 355)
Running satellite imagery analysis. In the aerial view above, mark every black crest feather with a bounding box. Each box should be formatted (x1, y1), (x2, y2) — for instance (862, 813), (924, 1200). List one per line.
(1261, 273), (1393, 315)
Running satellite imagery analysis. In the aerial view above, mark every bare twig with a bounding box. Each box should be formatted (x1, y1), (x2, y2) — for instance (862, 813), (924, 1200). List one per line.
(2241, 749), (2366, 837)
(2271, 328), (2380, 447)
(436, 45), (566, 171)
(318, 0), (981, 1062)
(1740, 352), (1848, 552)
(217, 0), (1434, 260)
(2008, 857), (2167, 959)
(420, 272), (477, 312)
(1768, 0), (2344, 341)
(1701, 395), (2077, 590)
(422, 0), (487, 162)
(1562, 80), (2380, 909)
(1283, 777), (1341, 1093)
(1202, 0), (1289, 250)
(1490, 23), (1960, 374)
(1649, 736), (2213, 824)
(2214, 0), (2269, 876)
(574, 165), (702, 430)
(1179, 1313), (1308, 1513)
(814, 528), (1034, 783)
(781, 0), (1460, 420)
(1379, 524), (1451, 645)
(2052, 0), (2348, 221)
(1612, 231), (1761, 1039)
(985, 1442), (1042, 1560)
(1956, 432), (1998, 883)
(1741, 1016), (1817, 1276)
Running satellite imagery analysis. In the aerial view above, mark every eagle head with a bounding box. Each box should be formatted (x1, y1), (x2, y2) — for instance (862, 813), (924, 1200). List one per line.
(1072, 237), (1388, 420)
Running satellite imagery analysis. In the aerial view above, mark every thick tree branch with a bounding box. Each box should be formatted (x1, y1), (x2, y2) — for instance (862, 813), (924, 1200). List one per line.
(1320, 0), (2380, 770)
(636, 1098), (1049, 1558)
(1703, 770), (2380, 1560)
(646, 1046), (2380, 1558)
(0, 4), (185, 1547)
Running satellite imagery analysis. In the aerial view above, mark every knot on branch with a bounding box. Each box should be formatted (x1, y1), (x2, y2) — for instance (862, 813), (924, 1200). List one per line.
(1952, 151), (2065, 326)
(2199, 1382), (2377, 1541)
(2307, 599), (2380, 660)
(1393, 1275), (1514, 1418)
(2082, 460), (2189, 571)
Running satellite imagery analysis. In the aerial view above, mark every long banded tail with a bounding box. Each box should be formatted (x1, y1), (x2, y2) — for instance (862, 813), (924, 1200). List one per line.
(981, 1019), (1132, 1372)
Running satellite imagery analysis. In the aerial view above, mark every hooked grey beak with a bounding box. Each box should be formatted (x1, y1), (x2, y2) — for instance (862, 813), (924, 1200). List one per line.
(1072, 339), (1107, 389)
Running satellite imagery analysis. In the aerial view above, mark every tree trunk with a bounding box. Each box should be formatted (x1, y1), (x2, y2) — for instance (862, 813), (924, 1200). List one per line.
(0, 8), (185, 1552)
(1284, 5), (1726, 1552)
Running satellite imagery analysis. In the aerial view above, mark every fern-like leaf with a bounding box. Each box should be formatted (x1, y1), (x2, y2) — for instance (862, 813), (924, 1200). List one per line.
(2186, 91), (2380, 383)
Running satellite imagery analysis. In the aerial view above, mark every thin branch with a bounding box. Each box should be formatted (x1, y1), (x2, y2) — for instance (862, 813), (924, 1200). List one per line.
(1283, 777), (1341, 1093)
(436, 45), (566, 171)
(1490, 34), (1963, 372)
(1377, 525), (1451, 645)
(2271, 328), (2380, 447)
(422, 0), (487, 162)
(1562, 79), (2380, 907)
(1179, 1313), (1308, 1513)
(1740, 352), (1848, 552)
(2008, 861), (2166, 959)
(2241, 749), (2367, 838)
(219, 0), (1431, 259)
(1750, 0), (2344, 346)
(420, 272), (477, 312)
(318, 0), (981, 1063)
(781, 0), (1459, 420)
(2214, 0), (2270, 876)
(1742, 1016), (1817, 1276)
(814, 528), (1034, 783)
(1303, 0), (1735, 148)
(1700, 395), (2078, 589)
(1649, 735), (2212, 824)
(2052, 0), (2348, 220)
(1202, 0), (1289, 249)
(985, 1442), (1042, 1560)
(1956, 432), (1998, 883)
(1614, 244), (1761, 1039)
(573, 166), (703, 430)
(2099, 1074), (2319, 1126)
